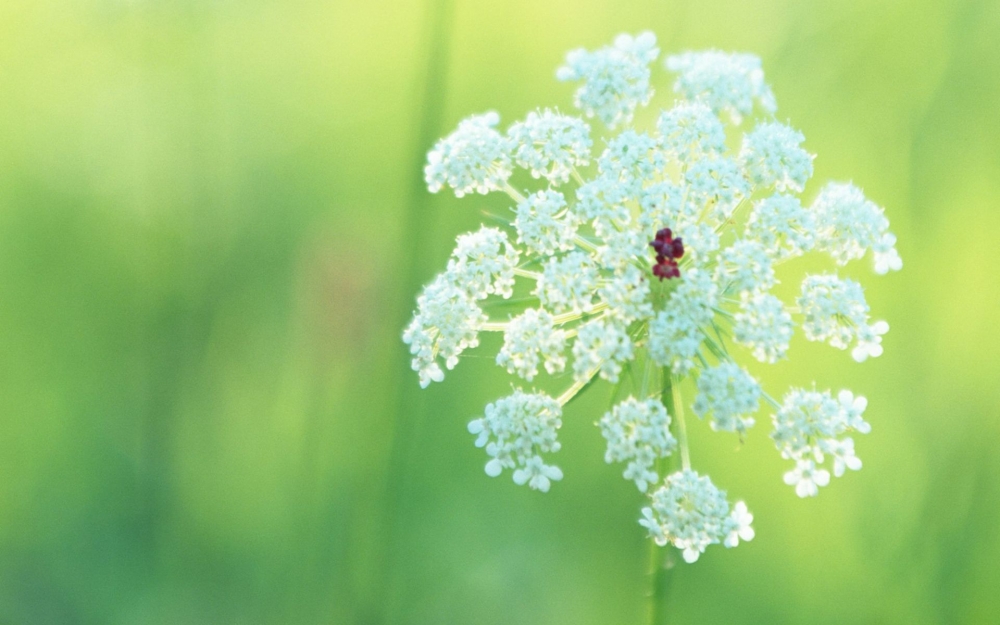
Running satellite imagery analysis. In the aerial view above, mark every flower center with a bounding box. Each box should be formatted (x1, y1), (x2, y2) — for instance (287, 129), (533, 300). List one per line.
(650, 227), (684, 280)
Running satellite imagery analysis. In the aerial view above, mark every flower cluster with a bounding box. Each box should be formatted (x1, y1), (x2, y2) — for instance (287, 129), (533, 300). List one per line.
(404, 32), (901, 563)
(640, 470), (755, 562)
(771, 389), (870, 497)
(599, 397), (677, 492)
(467, 390), (564, 492)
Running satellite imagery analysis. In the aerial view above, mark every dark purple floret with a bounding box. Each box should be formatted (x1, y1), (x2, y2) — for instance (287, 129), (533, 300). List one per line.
(650, 227), (684, 281)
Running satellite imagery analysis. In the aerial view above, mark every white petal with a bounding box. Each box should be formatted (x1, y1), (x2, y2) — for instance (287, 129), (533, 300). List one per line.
(796, 480), (817, 498)
(814, 469), (831, 487)
(512, 468), (529, 485)
(485, 458), (503, 477)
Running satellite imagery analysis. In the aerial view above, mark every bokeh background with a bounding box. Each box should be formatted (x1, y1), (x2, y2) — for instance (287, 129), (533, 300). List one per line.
(1, 0), (999, 623)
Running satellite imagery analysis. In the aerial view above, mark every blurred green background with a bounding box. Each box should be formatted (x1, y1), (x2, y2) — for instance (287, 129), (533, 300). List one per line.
(1, 0), (999, 623)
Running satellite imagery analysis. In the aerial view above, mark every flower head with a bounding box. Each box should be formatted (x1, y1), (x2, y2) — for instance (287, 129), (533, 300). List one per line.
(514, 190), (578, 256)
(641, 470), (754, 562)
(408, 31), (900, 560)
(811, 182), (902, 272)
(600, 397), (677, 491)
(508, 109), (592, 185)
(657, 101), (727, 160)
(425, 112), (512, 196)
(665, 50), (776, 124)
(403, 274), (485, 388)
(740, 122), (814, 192)
(798, 274), (889, 360)
(496, 308), (568, 381)
(558, 32), (660, 128)
(771, 388), (870, 497)
(693, 363), (761, 434)
(468, 390), (564, 492)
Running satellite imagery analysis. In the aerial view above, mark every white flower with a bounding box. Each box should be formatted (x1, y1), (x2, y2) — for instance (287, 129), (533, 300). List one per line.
(648, 270), (718, 375)
(823, 437), (863, 477)
(745, 194), (816, 260)
(496, 309), (568, 381)
(572, 317), (633, 383)
(656, 101), (727, 160)
(508, 109), (592, 186)
(514, 190), (578, 256)
(837, 389), (871, 434)
(598, 130), (667, 196)
(810, 182), (901, 270)
(852, 319), (890, 362)
(724, 501), (755, 548)
(639, 181), (691, 233)
(599, 265), (654, 324)
(595, 226), (649, 273)
(557, 31), (660, 128)
(425, 111), (512, 197)
(639, 507), (668, 546)
(772, 388), (842, 461)
(641, 470), (746, 562)
(468, 390), (563, 491)
(873, 233), (903, 274)
(684, 156), (750, 219)
(693, 363), (761, 434)
(676, 222), (720, 260)
(783, 459), (831, 498)
(599, 397), (677, 491)
(446, 226), (520, 300)
(513, 455), (565, 492)
(733, 292), (794, 363)
(739, 122), (814, 192)
(771, 388), (869, 496)
(665, 50), (777, 124)
(535, 251), (599, 314)
(798, 273), (880, 355)
(576, 176), (632, 237)
(407, 32), (900, 551)
(403, 274), (486, 387)
(715, 239), (775, 295)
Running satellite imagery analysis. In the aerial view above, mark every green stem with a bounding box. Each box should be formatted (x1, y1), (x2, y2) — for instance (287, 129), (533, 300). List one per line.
(503, 182), (526, 204)
(646, 538), (666, 625)
(646, 370), (680, 625)
(674, 383), (691, 472)
(512, 267), (541, 279)
(573, 235), (599, 254)
(556, 367), (599, 406)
